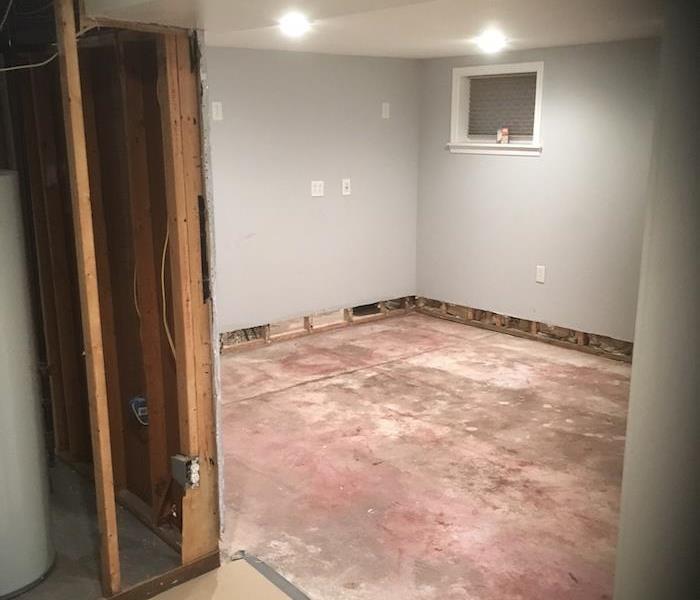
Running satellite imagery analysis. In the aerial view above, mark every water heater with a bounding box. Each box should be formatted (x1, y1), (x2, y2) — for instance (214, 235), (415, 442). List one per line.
(0, 171), (54, 597)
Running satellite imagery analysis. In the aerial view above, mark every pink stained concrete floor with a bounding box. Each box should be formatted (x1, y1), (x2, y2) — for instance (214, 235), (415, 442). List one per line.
(219, 313), (630, 600)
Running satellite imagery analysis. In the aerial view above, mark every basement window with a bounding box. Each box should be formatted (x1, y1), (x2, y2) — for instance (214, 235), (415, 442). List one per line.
(448, 62), (543, 156)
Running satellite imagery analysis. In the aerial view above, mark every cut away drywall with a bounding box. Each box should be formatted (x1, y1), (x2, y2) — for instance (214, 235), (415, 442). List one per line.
(206, 48), (419, 332)
(417, 39), (659, 341)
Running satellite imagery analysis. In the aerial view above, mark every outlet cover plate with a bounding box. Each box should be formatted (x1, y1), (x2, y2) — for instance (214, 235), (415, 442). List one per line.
(536, 265), (546, 284)
(311, 180), (325, 197)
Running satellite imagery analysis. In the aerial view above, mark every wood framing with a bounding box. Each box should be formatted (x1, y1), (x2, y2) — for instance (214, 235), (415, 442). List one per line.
(416, 298), (633, 362)
(157, 31), (219, 564)
(19, 75), (69, 455)
(29, 67), (90, 462)
(54, 0), (120, 594)
(110, 551), (220, 600)
(117, 34), (172, 519)
(220, 295), (632, 362)
(80, 48), (128, 491)
(173, 32), (219, 563)
(221, 297), (415, 353)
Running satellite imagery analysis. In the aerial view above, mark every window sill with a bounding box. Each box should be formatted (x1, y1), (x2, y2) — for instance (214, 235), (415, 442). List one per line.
(446, 142), (542, 157)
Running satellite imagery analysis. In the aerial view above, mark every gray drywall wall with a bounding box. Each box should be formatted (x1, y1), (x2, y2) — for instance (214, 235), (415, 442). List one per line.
(206, 47), (419, 332)
(417, 39), (659, 341)
(614, 2), (700, 598)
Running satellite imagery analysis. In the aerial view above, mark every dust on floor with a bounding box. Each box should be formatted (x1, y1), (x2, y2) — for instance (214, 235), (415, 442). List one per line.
(21, 461), (180, 600)
(220, 313), (629, 600)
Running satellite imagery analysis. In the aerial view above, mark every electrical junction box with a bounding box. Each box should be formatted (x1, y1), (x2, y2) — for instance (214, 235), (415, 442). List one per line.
(171, 454), (201, 489)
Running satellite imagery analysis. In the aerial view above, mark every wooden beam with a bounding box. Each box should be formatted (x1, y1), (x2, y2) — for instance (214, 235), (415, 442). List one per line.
(117, 36), (171, 520)
(54, 0), (120, 594)
(19, 73), (69, 454)
(177, 35), (219, 562)
(29, 67), (90, 462)
(81, 15), (189, 35)
(173, 32), (219, 562)
(110, 551), (220, 600)
(157, 33), (199, 461)
(158, 32), (215, 564)
(80, 47), (128, 491)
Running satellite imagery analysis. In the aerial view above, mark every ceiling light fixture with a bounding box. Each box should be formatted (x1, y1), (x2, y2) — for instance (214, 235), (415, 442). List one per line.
(279, 12), (311, 38)
(474, 29), (507, 53)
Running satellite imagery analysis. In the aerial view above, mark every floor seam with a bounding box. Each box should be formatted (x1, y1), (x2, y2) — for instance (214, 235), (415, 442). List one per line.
(222, 333), (488, 405)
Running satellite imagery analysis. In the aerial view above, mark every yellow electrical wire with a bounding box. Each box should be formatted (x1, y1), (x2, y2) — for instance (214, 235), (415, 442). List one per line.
(133, 260), (141, 319)
(161, 228), (177, 359)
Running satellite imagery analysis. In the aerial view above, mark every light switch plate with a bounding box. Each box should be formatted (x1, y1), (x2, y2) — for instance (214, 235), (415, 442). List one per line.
(342, 178), (352, 196)
(311, 180), (325, 197)
(382, 102), (391, 119)
(536, 265), (546, 284)
(211, 101), (223, 121)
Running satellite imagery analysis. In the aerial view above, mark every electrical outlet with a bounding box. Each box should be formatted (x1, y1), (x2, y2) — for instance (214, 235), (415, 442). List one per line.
(536, 265), (546, 284)
(342, 178), (352, 196)
(171, 454), (200, 489)
(211, 101), (223, 121)
(311, 180), (325, 197)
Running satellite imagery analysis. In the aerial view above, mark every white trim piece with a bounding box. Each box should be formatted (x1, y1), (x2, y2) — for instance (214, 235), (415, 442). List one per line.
(449, 61), (544, 156)
(446, 142), (542, 157)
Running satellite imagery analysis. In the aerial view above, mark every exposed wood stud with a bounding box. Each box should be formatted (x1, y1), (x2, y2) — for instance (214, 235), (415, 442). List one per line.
(157, 32), (200, 459)
(54, 0), (120, 593)
(466, 307), (475, 320)
(81, 49), (127, 490)
(30, 68), (90, 462)
(303, 316), (313, 331)
(117, 35), (171, 519)
(178, 29), (219, 562)
(20, 75), (69, 454)
(159, 32), (219, 563)
(81, 15), (189, 35)
(416, 299), (631, 363)
(344, 308), (354, 323)
(223, 301), (412, 353)
(379, 301), (388, 314)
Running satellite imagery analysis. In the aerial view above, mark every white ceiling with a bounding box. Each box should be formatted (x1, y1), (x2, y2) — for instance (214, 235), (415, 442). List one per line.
(85, 0), (664, 58)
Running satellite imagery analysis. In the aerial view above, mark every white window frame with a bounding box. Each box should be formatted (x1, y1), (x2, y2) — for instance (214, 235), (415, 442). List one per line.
(448, 61), (544, 157)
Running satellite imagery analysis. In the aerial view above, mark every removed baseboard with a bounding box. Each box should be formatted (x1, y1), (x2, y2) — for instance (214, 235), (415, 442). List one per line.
(220, 297), (415, 353)
(220, 295), (632, 363)
(416, 297), (633, 363)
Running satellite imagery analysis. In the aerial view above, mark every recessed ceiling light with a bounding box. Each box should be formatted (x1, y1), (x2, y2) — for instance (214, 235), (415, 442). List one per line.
(279, 12), (311, 38)
(474, 29), (507, 53)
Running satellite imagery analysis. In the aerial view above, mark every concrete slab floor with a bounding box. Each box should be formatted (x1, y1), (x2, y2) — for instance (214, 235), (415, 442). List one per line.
(220, 313), (630, 600)
(20, 461), (179, 600)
